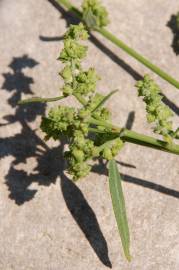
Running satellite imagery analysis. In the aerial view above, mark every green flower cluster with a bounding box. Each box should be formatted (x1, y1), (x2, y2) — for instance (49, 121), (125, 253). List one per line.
(101, 138), (123, 160)
(95, 132), (123, 160)
(59, 39), (87, 63)
(40, 105), (97, 180)
(59, 23), (100, 97)
(75, 68), (100, 95)
(40, 106), (76, 140)
(86, 93), (111, 120)
(59, 23), (88, 63)
(41, 23), (122, 180)
(64, 23), (89, 40)
(65, 130), (98, 180)
(136, 75), (175, 142)
(82, 0), (109, 29)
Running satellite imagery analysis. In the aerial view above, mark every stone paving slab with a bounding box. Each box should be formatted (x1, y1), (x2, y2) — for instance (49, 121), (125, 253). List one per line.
(0, 0), (179, 269)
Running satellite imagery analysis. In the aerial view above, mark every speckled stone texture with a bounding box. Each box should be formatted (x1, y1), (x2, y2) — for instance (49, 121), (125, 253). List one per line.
(0, 0), (179, 269)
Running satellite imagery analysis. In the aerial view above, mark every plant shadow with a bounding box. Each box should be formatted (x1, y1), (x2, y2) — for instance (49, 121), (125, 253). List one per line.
(167, 14), (179, 55)
(0, 56), (135, 267)
(0, 55), (113, 267)
(1, 55), (179, 268)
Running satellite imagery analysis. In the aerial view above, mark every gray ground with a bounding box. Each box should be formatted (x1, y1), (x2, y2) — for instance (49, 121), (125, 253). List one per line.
(0, 0), (179, 269)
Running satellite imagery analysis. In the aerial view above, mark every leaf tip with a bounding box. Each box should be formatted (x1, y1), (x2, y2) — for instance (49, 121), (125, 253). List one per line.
(125, 252), (132, 262)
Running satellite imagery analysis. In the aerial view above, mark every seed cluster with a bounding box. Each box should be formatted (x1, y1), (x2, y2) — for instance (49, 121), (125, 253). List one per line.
(82, 0), (109, 29)
(136, 75), (178, 142)
(41, 23), (123, 180)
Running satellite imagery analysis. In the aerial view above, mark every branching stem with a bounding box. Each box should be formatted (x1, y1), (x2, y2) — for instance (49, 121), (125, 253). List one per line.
(56, 0), (179, 89)
(88, 118), (179, 155)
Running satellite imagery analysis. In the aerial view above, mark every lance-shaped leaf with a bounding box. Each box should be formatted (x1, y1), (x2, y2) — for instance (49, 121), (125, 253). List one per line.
(18, 95), (65, 105)
(92, 89), (118, 112)
(108, 159), (131, 261)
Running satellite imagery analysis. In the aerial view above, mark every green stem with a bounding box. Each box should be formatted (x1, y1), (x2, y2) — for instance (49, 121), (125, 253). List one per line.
(89, 117), (120, 131)
(88, 127), (107, 133)
(72, 92), (179, 155)
(73, 93), (87, 106)
(88, 119), (179, 155)
(98, 28), (179, 89)
(56, 0), (179, 89)
(97, 137), (120, 153)
(120, 129), (179, 155)
(18, 95), (65, 104)
(92, 89), (118, 112)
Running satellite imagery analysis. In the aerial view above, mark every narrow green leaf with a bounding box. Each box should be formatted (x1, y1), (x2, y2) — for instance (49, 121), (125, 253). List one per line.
(92, 89), (118, 112)
(108, 159), (131, 261)
(18, 95), (65, 105)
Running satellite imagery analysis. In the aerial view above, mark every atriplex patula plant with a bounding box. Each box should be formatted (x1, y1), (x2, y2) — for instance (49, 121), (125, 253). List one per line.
(19, 23), (179, 261)
(55, 0), (179, 89)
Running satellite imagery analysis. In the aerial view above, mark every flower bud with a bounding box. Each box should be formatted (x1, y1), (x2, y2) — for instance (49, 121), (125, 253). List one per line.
(72, 149), (85, 162)
(60, 66), (72, 82)
(62, 84), (73, 96)
(102, 148), (113, 160)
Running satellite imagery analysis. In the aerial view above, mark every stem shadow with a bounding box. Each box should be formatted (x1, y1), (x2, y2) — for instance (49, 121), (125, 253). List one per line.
(122, 174), (179, 199)
(92, 160), (179, 199)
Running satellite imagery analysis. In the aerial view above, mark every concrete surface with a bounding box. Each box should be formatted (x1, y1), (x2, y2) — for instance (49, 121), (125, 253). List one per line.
(0, 0), (179, 269)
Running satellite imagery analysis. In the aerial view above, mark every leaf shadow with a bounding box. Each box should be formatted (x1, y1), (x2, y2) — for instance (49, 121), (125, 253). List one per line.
(0, 54), (47, 204)
(60, 148), (112, 268)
